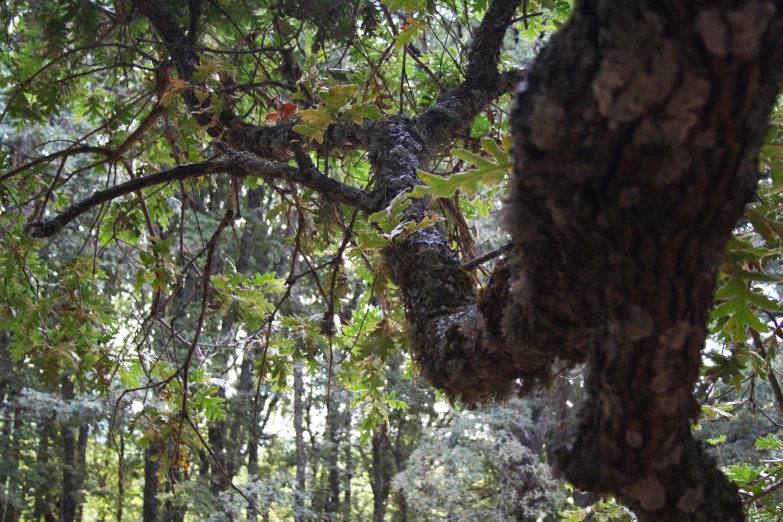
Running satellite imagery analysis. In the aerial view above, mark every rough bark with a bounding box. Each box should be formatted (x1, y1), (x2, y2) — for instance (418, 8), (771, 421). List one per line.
(505, 1), (783, 519)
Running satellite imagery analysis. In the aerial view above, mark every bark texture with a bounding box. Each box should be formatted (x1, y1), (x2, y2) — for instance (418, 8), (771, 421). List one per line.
(122, 0), (783, 519)
(500, 1), (783, 520)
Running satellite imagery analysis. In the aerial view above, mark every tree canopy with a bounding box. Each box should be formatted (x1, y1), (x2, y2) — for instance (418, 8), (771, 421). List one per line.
(4, 0), (783, 521)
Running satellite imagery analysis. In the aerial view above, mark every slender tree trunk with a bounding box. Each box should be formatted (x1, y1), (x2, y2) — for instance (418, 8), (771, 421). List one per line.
(0, 331), (11, 405)
(163, 468), (187, 522)
(390, 417), (408, 522)
(163, 467), (186, 522)
(324, 390), (341, 521)
(0, 334), (27, 522)
(247, 430), (258, 522)
(143, 442), (161, 522)
(32, 422), (51, 522)
(116, 436), (125, 522)
(0, 406), (12, 522)
(207, 386), (228, 494)
(341, 408), (353, 522)
(74, 422), (89, 522)
(61, 375), (77, 522)
(1, 412), (23, 522)
(371, 423), (392, 522)
(293, 361), (306, 522)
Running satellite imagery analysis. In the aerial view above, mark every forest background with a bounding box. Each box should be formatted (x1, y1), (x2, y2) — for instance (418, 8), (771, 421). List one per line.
(2, 0), (783, 521)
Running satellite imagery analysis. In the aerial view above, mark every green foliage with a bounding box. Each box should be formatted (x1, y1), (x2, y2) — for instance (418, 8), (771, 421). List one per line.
(561, 495), (635, 522)
(5, 0), (783, 520)
(410, 136), (512, 200)
(293, 85), (383, 144)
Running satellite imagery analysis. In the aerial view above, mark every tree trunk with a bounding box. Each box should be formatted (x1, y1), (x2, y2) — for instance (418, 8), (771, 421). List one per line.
(61, 375), (77, 522)
(143, 442), (161, 522)
(1, 412), (22, 522)
(163, 467), (186, 522)
(0, 331), (11, 406)
(116, 436), (124, 522)
(247, 429), (258, 522)
(324, 391), (341, 521)
(207, 387), (228, 495)
(370, 423), (392, 522)
(499, 2), (783, 520)
(74, 422), (89, 522)
(390, 417), (408, 522)
(293, 361), (306, 522)
(341, 409), (354, 522)
(32, 422), (51, 522)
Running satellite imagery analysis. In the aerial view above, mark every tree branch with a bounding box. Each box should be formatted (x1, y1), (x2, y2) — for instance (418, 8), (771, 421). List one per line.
(462, 242), (512, 271)
(750, 328), (783, 418)
(30, 150), (376, 238)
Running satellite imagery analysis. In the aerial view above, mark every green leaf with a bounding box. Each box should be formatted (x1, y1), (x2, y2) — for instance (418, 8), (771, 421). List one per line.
(756, 434), (783, 450)
(381, 0), (427, 13)
(192, 62), (222, 83)
(711, 253), (782, 342)
(340, 103), (383, 124)
(410, 136), (511, 199)
(348, 230), (389, 257)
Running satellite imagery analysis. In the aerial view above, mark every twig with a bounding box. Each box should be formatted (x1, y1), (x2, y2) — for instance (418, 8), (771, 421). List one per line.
(743, 473), (783, 506)
(174, 184), (237, 471)
(462, 241), (512, 271)
(750, 327), (783, 418)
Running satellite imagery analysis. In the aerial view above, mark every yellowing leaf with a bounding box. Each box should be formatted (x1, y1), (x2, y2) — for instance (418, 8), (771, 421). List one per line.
(192, 61), (222, 83)
(320, 84), (359, 111)
(160, 78), (190, 107)
(293, 105), (338, 144)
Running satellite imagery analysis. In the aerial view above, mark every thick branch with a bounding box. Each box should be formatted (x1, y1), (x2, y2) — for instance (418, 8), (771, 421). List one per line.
(131, 0), (522, 165)
(416, 0), (526, 144)
(30, 151), (375, 238)
(0, 146), (112, 185)
(366, 0), (525, 406)
(498, 1), (783, 520)
(29, 160), (232, 238)
(366, 0), (783, 519)
(131, 0), (368, 161)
